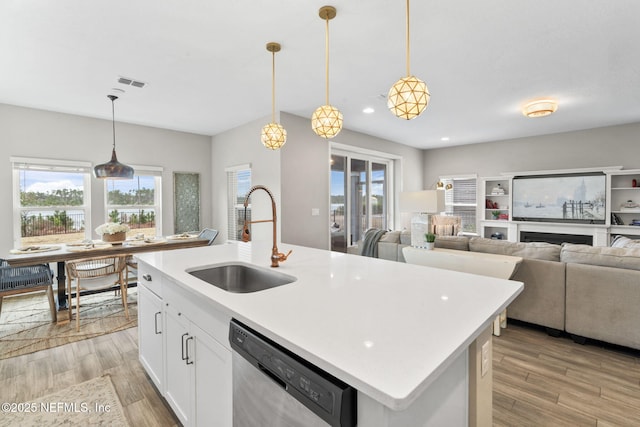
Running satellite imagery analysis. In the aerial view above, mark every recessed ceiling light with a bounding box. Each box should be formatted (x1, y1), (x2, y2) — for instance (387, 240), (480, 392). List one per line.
(441, 137), (450, 141)
(363, 107), (375, 114)
(522, 99), (558, 118)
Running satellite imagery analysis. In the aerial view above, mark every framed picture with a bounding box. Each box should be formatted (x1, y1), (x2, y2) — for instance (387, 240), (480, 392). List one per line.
(173, 172), (200, 233)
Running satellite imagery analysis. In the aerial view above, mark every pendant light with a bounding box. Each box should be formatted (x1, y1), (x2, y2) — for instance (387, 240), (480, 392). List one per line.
(311, 5), (343, 139)
(261, 42), (287, 150)
(388, 0), (430, 120)
(93, 95), (134, 179)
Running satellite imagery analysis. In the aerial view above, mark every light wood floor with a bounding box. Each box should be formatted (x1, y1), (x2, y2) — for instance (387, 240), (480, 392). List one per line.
(1, 322), (639, 426)
(493, 322), (640, 426)
(0, 327), (179, 427)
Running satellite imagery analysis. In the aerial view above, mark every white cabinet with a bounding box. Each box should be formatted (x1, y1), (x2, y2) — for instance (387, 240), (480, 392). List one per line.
(138, 283), (164, 391)
(608, 169), (640, 238)
(478, 177), (513, 240)
(137, 261), (232, 427)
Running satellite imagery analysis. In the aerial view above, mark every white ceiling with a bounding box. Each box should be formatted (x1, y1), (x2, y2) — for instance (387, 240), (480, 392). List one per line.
(2, 1), (640, 149)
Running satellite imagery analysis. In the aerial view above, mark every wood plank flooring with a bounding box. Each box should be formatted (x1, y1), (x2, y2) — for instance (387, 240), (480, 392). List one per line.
(1, 320), (639, 426)
(493, 322), (640, 426)
(0, 327), (179, 427)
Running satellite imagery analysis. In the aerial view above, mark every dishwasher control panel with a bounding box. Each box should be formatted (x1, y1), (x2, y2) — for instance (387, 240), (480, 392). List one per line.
(230, 319), (356, 427)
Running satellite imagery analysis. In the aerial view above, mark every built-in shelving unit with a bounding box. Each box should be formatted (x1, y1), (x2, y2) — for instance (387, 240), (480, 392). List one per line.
(607, 169), (640, 238)
(479, 177), (513, 240)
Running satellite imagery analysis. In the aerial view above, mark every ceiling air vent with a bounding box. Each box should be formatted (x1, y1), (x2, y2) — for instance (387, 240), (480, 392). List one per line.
(118, 76), (147, 88)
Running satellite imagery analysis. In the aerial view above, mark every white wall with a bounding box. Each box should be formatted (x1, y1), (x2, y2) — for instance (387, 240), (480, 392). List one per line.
(0, 103), (212, 254)
(422, 122), (640, 184)
(210, 114), (281, 245)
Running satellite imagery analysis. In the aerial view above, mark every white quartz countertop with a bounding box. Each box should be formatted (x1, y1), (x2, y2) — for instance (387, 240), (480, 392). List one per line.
(136, 241), (523, 411)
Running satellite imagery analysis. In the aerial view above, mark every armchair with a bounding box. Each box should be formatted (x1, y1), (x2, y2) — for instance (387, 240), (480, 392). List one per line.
(430, 215), (462, 236)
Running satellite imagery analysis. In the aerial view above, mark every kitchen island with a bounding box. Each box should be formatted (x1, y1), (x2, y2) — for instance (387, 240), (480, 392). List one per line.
(136, 241), (522, 426)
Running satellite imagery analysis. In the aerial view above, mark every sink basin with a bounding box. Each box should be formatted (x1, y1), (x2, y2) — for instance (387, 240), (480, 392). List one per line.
(187, 262), (296, 293)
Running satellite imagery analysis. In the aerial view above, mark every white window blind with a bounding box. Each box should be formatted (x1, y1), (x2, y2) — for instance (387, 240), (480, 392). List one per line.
(441, 176), (477, 233)
(226, 165), (251, 241)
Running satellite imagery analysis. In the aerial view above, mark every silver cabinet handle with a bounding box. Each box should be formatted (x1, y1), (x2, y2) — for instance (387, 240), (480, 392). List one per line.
(154, 312), (162, 334)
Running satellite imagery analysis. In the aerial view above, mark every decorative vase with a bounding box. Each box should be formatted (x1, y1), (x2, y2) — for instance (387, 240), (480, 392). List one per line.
(425, 242), (435, 250)
(102, 231), (126, 244)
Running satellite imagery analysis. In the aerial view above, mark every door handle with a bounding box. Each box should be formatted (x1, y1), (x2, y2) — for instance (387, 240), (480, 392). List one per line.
(154, 312), (162, 334)
(181, 333), (189, 361)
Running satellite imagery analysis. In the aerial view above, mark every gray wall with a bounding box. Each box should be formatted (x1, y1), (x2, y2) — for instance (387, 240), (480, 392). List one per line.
(280, 113), (425, 249)
(0, 103), (212, 254)
(423, 122), (640, 184)
(210, 114), (281, 245)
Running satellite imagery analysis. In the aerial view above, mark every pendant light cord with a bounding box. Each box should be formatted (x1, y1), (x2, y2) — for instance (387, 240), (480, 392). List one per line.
(406, 0), (411, 77)
(271, 50), (276, 123)
(111, 96), (117, 150)
(325, 16), (330, 105)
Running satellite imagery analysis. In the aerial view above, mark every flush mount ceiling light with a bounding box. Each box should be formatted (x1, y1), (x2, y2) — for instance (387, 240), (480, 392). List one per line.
(388, 0), (430, 120)
(261, 42), (287, 150)
(93, 95), (134, 180)
(522, 99), (558, 118)
(311, 6), (343, 139)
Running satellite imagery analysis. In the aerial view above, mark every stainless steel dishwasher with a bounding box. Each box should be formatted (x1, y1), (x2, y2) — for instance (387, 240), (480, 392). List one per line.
(229, 319), (356, 427)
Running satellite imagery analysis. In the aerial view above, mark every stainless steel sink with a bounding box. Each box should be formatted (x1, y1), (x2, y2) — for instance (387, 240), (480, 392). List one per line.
(187, 262), (296, 293)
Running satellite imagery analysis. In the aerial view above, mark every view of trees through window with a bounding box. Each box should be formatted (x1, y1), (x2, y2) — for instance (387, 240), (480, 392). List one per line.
(18, 169), (87, 245)
(106, 176), (158, 236)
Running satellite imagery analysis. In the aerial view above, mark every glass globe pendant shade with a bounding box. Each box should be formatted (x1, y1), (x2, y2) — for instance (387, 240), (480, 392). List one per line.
(261, 122), (287, 150)
(387, 75), (430, 120)
(311, 104), (343, 139)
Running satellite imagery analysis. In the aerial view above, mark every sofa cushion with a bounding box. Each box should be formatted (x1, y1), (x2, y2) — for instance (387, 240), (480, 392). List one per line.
(379, 230), (400, 243)
(434, 236), (470, 251)
(561, 244), (640, 271)
(399, 230), (412, 245)
(469, 237), (561, 261)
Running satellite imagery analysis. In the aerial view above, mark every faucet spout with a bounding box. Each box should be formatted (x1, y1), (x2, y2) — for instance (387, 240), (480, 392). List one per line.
(241, 185), (292, 267)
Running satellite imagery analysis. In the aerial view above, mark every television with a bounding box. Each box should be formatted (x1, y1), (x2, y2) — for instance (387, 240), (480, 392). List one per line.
(512, 172), (606, 224)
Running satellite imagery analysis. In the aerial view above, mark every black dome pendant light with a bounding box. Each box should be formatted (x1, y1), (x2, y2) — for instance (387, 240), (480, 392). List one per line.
(93, 95), (134, 180)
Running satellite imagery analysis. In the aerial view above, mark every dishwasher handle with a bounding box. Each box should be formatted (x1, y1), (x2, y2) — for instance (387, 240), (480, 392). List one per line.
(258, 363), (287, 389)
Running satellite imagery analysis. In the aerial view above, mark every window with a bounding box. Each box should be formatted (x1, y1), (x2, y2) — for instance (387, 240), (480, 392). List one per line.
(439, 175), (477, 233)
(12, 157), (92, 247)
(331, 144), (396, 252)
(104, 166), (162, 237)
(226, 164), (251, 241)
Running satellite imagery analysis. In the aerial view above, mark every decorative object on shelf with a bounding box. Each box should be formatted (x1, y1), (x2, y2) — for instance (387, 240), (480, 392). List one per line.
(95, 222), (130, 244)
(388, 0), (430, 120)
(492, 210), (501, 220)
(621, 200), (640, 210)
(490, 232), (504, 240)
(611, 213), (624, 225)
(93, 95), (134, 180)
(311, 6), (343, 139)
(400, 190), (445, 248)
(261, 42), (287, 150)
(491, 183), (506, 195)
(486, 199), (499, 209)
(424, 233), (436, 250)
(522, 99), (558, 118)
(633, 179), (637, 188)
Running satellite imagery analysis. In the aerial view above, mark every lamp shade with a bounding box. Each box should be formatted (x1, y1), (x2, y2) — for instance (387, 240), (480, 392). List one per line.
(93, 149), (134, 179)
(400, 190), (444, 213)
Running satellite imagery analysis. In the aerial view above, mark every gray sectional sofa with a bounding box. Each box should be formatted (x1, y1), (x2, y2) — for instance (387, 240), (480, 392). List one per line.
(362, 231), (640, 350)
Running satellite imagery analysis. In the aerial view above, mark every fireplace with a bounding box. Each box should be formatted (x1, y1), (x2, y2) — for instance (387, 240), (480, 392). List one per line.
(520, 231), (593, 246)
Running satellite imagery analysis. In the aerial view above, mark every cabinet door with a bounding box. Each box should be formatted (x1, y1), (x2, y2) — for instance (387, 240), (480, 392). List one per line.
(138, 284), (164, 390)
(164, 304), (192, 426)
(191, 322), (232, 427)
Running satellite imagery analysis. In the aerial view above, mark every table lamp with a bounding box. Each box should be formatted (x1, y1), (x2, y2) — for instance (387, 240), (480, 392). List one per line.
(400, 190), (445, 248)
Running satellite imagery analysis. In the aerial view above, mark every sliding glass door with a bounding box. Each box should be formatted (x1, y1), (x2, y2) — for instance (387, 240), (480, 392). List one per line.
(330, 151), (391, 252)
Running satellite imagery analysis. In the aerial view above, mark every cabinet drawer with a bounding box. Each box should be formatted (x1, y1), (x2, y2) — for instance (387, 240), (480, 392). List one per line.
(137, 262), (164, 298)
(163, 278), (231, 349)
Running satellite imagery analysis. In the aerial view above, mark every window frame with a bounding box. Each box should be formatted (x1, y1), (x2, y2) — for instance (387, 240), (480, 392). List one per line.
(103, 165), (163, 237)
(11, 156), (92, 247)
(439, 174), (478, 233)
(226, 163), (252, 242)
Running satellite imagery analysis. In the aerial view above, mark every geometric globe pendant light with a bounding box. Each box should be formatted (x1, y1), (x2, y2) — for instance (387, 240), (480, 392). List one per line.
(388, 0), (430, 120)
(311, 5), (343, 139)
(261, 42), (287, 150)
(93, 95), (134, 179)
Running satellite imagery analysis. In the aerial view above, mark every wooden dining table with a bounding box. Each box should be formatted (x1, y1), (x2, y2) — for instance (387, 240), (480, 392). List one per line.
(5, 236), (209, 310)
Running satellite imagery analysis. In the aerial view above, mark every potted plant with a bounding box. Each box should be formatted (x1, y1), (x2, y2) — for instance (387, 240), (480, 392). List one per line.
(424, 232), (436, 250)
(95, 222), (130, 244)
(491, 210), (501, 220)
